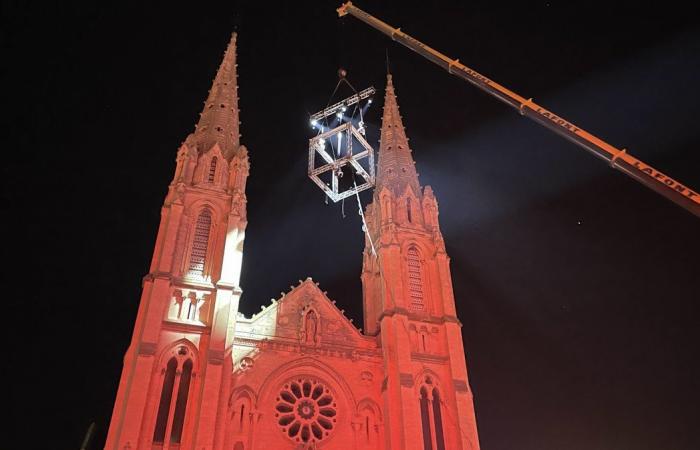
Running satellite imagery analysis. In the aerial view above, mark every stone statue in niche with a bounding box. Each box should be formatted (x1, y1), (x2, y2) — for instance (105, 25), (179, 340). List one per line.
(300, 309), (320, 346)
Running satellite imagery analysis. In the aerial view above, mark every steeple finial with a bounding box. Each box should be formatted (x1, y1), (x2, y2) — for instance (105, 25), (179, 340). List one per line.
(376, 73), (421, 194)
(186, 32), (241, 159)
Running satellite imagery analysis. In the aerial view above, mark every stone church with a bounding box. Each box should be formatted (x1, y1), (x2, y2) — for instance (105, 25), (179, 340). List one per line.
(105, 33), (481, 450)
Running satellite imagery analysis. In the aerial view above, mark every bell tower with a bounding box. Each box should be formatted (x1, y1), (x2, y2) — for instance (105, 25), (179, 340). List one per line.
(361, 74), (480, 450)
(105, 33), (249, 450)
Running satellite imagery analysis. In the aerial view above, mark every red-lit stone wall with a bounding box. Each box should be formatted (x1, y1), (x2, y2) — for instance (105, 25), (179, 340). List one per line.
(105, 36), (480, 450)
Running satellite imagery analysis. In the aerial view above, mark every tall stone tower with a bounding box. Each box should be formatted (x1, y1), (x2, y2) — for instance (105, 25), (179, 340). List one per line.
(105, 36), (480, 450)
(105, 33), (250, 450)
(361, 74), (480, 450)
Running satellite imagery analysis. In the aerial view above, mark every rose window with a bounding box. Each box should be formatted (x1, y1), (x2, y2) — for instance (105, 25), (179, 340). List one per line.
(275, 378), (337, 444)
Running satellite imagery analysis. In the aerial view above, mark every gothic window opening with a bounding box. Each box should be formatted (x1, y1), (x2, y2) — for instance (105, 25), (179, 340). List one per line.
(406, 198), (413, 223)
(239, 404), (245, 430)
(432, 388), (446, 450)
(208, 157), (218, 182)
(187, 298), (197, 321)
(407, 246), (424, 311)
(153, 358), (177, 444)
(358, 402), (381, 448)
(419, 387), (432, 450)
(153, 355), (193, 446)
(187, 210), (212, 277)
(170, 359), (193, 444)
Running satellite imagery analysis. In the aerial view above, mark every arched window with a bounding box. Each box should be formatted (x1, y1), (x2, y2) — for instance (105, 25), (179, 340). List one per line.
(419, 387), (432, 450)
(187, 210), (212, 277)
(170, 359), (193, 444)
(239, 404), (245, 431)
(407, 246), (424, 311)
(357, 401), (381, 448)
(406, 197), (413, 223)
(208, 157), (218, 182)
(365, 415), (370, 442)
(418, 378), (447, 450)
(153, 358), (177, 444)
(153, 355), (194, 446)
(432, 388), (446, 450)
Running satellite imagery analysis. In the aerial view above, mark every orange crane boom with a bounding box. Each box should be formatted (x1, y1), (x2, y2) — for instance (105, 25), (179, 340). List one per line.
(337, 2), (700, 217)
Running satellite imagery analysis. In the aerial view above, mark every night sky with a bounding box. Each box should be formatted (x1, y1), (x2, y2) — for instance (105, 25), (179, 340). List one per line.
(5, 2), (700, 449)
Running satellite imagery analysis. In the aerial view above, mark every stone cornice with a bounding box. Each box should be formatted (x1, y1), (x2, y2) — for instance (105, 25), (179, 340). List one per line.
(163, 319), (211, 334)
(377, 307), (461, 326)
(411, 352), (449, 364)
(232, 337), (382, 361)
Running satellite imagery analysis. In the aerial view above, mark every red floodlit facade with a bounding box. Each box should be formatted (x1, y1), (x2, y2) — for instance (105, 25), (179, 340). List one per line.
(105, 34), (481, 450)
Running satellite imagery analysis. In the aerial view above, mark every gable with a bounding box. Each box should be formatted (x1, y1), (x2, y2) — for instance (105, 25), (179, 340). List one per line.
(235, 278), (373, 350)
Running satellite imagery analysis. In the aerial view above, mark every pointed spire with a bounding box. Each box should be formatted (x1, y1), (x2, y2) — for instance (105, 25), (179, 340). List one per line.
(376, 74), (421, 194)
(186, 33), (241, 159)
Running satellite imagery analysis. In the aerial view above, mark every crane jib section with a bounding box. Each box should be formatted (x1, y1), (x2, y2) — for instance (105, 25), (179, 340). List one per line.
(338, 2), (700, 216)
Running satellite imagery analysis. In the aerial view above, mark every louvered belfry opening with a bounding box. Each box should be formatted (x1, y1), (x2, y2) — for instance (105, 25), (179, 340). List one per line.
(407, 246), (424, 311)
(187, 210), (212, 277)
(207, 157), (218, 182)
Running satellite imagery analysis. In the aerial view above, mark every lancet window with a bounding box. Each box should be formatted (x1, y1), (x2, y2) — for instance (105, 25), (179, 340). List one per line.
(419, 377), (446, 450)
(153, 348), (194, 447)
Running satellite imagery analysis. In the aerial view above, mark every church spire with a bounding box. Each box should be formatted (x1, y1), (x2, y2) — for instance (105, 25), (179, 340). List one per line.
(376, 74), (421, 194)
(186, 32), (241, 159)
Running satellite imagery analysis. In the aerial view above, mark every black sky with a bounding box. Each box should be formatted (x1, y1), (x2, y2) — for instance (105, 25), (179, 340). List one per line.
(4, 1), (700, 449)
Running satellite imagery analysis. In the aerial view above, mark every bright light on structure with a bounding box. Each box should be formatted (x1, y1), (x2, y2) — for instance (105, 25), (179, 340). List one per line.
(308, 85), (376, 203)
(368, 98), (373, 104)
(308, 122), (375, 203)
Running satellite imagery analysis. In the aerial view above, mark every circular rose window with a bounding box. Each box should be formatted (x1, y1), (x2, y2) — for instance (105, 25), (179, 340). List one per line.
(275, 378), (337, 444)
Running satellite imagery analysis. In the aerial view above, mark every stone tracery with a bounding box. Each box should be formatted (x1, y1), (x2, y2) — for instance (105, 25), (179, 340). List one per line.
(275, 378), (338, 445)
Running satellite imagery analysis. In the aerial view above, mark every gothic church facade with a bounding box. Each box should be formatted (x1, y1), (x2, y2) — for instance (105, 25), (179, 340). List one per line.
(106, 34), (480, 450)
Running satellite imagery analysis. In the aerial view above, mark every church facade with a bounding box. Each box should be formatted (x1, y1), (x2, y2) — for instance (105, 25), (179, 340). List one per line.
(105, 34), (480, 450)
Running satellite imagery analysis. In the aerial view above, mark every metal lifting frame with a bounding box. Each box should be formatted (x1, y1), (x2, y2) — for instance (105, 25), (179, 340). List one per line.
(310, 87), (376, 123)
(338, 2), (700, 217)
(308, 122), (375, 202)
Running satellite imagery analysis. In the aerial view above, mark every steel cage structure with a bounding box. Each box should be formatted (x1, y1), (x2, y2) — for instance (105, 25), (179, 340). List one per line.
(308, 121), (375, 202)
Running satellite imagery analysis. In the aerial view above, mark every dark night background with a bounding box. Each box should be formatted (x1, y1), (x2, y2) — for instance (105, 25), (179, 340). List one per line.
(4, 1), (699, 449)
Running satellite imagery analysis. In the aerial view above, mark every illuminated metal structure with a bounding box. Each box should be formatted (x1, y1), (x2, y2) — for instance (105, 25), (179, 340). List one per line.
(337, 2), (700, 217)
(310, 86), (375, 123)
(308, 87), (376, 202)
